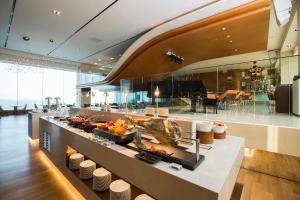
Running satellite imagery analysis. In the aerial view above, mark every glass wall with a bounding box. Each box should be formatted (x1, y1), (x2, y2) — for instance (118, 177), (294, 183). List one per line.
(0, 62), (77, 110)
(82, 55), (298, 116)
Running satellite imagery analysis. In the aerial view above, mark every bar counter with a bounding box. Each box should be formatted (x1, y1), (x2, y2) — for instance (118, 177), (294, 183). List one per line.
(39, 115), (244, 200)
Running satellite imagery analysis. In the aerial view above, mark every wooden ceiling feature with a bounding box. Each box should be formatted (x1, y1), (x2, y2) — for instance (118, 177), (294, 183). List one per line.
(106, 0), (270, 85)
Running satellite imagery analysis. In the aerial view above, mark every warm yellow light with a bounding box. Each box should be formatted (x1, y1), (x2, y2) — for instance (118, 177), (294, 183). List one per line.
(154, 86), (159, 97)
(124, 88), (128, 98)
(38, 151), (85, 200)
(28, 138), (39, 149)
(103, 90), (109, 97)
(244, 148), (255, 157)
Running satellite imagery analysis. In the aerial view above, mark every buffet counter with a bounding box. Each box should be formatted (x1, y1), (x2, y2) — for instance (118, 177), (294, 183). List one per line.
(28, 111), (59, 139)
(75, 108), (300, 158)
(39, 115), (244, 200)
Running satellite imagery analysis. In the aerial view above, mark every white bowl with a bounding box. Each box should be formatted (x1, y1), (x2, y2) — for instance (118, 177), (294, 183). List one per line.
(196, 121), (213, 132)
(213, 125), (227, 134)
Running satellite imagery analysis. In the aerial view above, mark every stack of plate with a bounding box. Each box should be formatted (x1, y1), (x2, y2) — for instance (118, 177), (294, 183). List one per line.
(135, 194), (155, 200)
(79, 160), (96, 179)
(109, 179), (131, 200)
(69, 153), (84, 170)
(93, 167), (112, 191)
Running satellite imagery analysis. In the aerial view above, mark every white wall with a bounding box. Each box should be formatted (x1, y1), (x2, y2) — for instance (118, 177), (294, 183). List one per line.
(280, 51), (298, 84)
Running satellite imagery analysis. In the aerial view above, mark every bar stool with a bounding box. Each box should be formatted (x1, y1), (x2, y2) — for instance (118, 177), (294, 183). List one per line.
(135, 194), (155, 200)
(69, 153), (84, 170)
(93, 168), (112, 191)
(110, 179), (131, 200)
(79, 160), (96, 179)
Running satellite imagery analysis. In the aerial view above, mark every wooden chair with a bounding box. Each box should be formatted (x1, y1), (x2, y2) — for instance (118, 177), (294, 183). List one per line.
(203, 98), (218, 114)
(203, 93), (218, 114)
(218, 90), (239, 110)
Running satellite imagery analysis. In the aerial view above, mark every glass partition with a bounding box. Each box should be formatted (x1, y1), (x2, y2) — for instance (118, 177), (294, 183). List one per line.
(85, 55), (298, 116)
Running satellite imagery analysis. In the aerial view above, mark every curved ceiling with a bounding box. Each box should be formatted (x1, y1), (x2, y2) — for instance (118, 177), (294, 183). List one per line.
(0, 0), (218, 68)
(99, 0), (270, 85)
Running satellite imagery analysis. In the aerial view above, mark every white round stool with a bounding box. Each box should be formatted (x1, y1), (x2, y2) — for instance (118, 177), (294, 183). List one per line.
(109, 179), (131, 200)
(69, 153), (84, 170)
(93, 167), (112, 191)
(79, 160), (96, 179)
(135, 194), (155, 200)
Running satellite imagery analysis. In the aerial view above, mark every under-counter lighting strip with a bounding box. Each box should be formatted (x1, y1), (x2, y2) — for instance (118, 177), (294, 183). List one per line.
(38, 151), (85, 200)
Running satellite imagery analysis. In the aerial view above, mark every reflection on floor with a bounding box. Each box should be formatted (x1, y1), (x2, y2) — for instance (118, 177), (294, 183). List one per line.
(243, 149), (300, 183)
(237, 169), (300, 200)
(0, 115), (299, 200)
(0, 115), (84, 200)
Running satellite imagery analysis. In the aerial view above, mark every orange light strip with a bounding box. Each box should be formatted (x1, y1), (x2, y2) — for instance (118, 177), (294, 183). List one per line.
(38, 151), (85, 200)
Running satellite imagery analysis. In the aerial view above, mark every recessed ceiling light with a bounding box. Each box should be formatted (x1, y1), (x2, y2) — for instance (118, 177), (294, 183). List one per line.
(98, 58), (102, 61)
(94, 62), (98, 65)
(110, 57), (114, 60)
(226, 35), (231, 38)
(222, 27), (226, 31)
(51, 10), (61, 15)
(229, 40), (233, 43)
(22, 36), (30, 41)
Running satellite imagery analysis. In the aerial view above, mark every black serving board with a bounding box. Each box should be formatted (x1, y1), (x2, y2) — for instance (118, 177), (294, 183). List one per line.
(127, 141), (205, 170)
(135, 151), (162, 164)
(93, 128), (136, 145)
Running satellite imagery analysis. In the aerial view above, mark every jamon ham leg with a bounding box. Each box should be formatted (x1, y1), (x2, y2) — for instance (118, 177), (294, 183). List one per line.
(126, 116), (182, 146)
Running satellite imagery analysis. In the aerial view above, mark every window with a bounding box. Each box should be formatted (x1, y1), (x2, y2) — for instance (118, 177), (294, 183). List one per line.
(0, 62), (77, 110)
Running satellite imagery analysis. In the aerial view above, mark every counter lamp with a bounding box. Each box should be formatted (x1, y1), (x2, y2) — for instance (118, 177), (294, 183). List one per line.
(103, 90), (109, 105)
(154, 86), (159, 117)
(124, 88), (128, 114)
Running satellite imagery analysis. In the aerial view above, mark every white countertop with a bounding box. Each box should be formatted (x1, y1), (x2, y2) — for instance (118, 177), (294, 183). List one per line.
(43, 116), (244, 195)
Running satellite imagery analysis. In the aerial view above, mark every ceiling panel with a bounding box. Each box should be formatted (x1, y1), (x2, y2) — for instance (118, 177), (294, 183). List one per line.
(49, 0), (213, 61)
(175, 51), (278, 75)
(0, 0), (14, 47)
(81, 35), (140, 66)
(106, 0), (270, 83)
(267, 3), (288, 50)
(281, 10), (297, 52)
(6, 0), (115, 55)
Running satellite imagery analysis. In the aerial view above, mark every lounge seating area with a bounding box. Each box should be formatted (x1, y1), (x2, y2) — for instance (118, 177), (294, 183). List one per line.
(0, 104), (32, 116)
(198, 89), (277, 114)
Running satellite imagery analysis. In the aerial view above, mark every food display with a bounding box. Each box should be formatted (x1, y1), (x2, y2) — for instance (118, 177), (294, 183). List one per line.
(66, 116), (104, 133)
(67, 117), (90, 127)
(126, 116), (182, 147)
(213, 122), (225, 127)
(147, 145), (167, 155)
(93, 119), (136, 144)
(213, 122), (227, 139)
(83, 124), (97, 133)
(96, 119), (134, 136)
